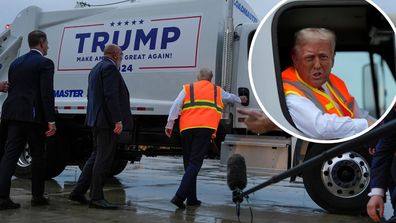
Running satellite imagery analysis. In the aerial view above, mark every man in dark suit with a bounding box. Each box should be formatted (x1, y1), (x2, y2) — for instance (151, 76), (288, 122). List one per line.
(367, 108), (396, 222)
(0, 30), (56, 210)
(69, 44), (132, 209)
(0, 121), (6, 160)
(0, 81), (9, 159)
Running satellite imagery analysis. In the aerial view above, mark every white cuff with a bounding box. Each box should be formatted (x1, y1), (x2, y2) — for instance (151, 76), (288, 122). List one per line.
(368, 188), (385, 197)
(352, 118), (368, 130)
(165, 120), (175, 130)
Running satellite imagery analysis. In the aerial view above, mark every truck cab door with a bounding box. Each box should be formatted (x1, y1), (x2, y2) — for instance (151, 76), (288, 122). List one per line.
(232, 24), (259, 129)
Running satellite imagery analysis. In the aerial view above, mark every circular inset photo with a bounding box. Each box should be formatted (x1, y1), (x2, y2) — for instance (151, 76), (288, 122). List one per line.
(249, 0), (396, 143)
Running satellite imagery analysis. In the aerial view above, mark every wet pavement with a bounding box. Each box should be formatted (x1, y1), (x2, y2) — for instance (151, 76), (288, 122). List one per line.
(1, 156), (391, 222)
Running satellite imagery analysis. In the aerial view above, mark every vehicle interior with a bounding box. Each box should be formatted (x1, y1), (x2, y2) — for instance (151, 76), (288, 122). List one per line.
(272, 0), (396, 129)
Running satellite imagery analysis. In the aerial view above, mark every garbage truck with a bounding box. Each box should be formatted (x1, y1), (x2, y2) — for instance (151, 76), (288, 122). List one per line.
(0, 0), (395, 214)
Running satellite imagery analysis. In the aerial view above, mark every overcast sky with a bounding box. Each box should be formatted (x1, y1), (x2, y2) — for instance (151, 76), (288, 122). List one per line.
(0, 0), (268, 30)
(2, 0), (394, 32)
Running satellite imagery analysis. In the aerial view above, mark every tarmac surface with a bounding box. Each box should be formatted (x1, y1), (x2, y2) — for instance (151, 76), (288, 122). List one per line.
(1, 156), (391, 222)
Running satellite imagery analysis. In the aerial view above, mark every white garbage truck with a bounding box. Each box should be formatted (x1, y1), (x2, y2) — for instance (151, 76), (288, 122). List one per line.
(0, 0), (395, 214)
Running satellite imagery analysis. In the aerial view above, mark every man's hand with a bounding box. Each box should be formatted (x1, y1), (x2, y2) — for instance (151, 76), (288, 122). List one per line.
(113, 121), (123, 135)
(239, 96), (248, 104)
(367, 195), (385, 222)
(45, 123), (56, 137)
(0, 81), (9, 92)
(367, 118), (377, 127)
(165, 128), (172, 138)
(237, 108), (278, 134)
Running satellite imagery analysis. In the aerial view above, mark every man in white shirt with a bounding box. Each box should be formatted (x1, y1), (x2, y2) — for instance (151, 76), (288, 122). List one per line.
(165, 78), (246, 133)
(241, 28), (375, 139)
(165, 68), (246, 209)
(282, 28), (376, 139)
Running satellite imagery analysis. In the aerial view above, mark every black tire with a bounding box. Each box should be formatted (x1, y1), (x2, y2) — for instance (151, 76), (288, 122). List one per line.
(14, 145), (34, 179)
(110, 160), (128, 176)
(45, 136), (68, 178)
(78, 159), (128, 176)
(206, 138), (221, 159)
(15, 136), (67, 179)
(302, 143), (371, 214)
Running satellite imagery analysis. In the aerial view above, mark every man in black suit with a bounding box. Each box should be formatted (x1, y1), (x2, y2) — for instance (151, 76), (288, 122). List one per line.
(0, 81), (9, 159)
(367, 108), (396, 222)
(69, 44), (132, 209)
(0, 30), (56, 210)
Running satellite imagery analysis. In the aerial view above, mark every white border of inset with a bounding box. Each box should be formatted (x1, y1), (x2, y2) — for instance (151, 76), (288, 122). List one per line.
(248, 0), (396, 144)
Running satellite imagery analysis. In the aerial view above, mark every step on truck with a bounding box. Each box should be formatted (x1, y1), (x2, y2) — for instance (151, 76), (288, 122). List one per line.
(0, 0), (395, 214)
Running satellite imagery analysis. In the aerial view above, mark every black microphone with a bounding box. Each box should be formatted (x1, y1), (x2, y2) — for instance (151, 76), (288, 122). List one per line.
(227, 153), (248, 213)
(227, 153), (247, 191)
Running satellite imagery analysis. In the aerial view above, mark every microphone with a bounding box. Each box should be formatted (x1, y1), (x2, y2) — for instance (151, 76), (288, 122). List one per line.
(227, 153), (247, 191)
(227, 153), (248, 214)
(227, 154), (247, 191)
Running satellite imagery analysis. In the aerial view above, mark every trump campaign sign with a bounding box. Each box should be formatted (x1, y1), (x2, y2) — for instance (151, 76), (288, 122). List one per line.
(57, 15), (202, 73)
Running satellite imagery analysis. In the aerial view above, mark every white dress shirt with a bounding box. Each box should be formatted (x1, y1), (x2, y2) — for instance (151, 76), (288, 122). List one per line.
(165, 88), (241, 129)
(368, 188), (385, 197)
(31, 48), (43, 56)
(286, 84), (369, 139)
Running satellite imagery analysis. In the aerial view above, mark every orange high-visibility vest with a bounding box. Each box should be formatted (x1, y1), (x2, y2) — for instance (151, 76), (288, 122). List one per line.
(179, 80), (224, 132)
(282, 67), (355, 117)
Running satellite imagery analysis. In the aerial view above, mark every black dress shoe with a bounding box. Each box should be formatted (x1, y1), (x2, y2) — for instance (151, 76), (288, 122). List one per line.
(186, 199), (201, 207)
(31, 196), (50, 206)
(0, 198), (21, 210)
(69, 192), (89, 204)
(89, 199), (118, 210)
(171, 196), (186, 209)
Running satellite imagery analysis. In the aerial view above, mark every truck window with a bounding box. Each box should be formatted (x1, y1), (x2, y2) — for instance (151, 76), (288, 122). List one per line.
(247, 30), (255, 59)
(332, 52), (396, 118)
(373, 53), (396, 111)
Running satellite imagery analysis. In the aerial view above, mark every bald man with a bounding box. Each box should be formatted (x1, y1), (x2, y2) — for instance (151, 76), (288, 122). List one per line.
(165, 68), (247, 209)
(69, 44), (132, 209)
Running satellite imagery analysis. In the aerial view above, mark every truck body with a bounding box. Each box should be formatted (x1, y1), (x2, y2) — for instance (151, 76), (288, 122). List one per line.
(0, 0), (258, 177)
(0, 0), (395, 215)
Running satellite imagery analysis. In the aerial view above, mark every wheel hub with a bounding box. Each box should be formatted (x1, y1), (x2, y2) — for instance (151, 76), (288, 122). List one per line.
(17, 146), (31, 168)
(321, 152), (370, 198)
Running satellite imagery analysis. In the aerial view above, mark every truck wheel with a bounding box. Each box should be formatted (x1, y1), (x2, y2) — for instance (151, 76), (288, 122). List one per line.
(110, 160), (128, 176)
(45, 136), (68, 179)
(78, 159), (128, 176)
(15, 137), (67, 179)
(15, 145), (33, 179)
(302, 143), (371, 214)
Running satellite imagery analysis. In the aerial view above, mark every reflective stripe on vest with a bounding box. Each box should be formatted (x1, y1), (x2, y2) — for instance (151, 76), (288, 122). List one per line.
(282, 67), (355, 117)
(179, 80), (223, 132)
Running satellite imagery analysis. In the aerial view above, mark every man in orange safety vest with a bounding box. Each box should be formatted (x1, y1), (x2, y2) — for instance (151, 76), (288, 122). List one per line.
(165, 68), (247, 209)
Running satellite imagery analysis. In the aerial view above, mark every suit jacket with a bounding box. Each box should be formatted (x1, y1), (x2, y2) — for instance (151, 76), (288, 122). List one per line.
(85, 58), (133, 130)
(370, 109), (396, 190)
(1, 50), (55, 124)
